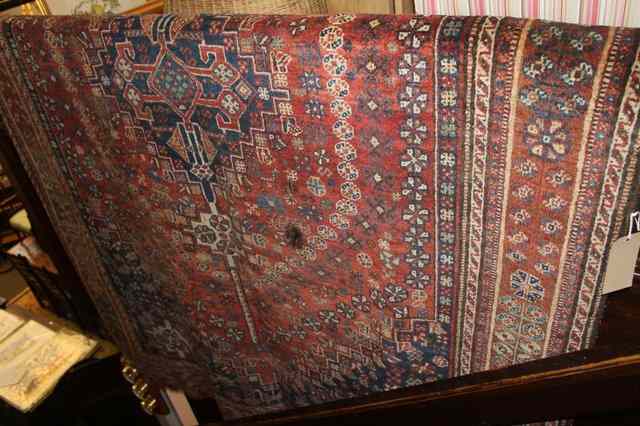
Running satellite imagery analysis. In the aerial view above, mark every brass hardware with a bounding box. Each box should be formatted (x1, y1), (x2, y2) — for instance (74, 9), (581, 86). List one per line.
(141, 397), (158, 415)
(132, 379), (150, 400)
(122, 365), (139, 384)
(120, 357), (168, 416)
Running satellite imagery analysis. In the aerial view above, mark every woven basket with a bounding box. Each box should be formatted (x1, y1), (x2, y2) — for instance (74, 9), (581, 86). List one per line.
(165, 0), (328, 15)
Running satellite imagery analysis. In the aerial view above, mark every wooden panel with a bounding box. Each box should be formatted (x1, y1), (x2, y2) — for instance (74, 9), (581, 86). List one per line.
(596, 273), (640, 346)
(394, 0), (415, 14)
(327, 0), (394, 14)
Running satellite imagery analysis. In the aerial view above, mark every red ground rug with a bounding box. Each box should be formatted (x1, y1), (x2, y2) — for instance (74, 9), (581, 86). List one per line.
(0, 14), (638, 419)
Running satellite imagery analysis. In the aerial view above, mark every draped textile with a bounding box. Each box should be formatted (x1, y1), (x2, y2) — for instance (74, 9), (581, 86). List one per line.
(415, 0), (640, 27)
(0, 15), (639, 419)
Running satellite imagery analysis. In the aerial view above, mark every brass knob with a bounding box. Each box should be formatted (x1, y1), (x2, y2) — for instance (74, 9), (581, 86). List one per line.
(132, 379), (149, 400)
(141, 397), (158, 415)
(122, 365), (139, 384)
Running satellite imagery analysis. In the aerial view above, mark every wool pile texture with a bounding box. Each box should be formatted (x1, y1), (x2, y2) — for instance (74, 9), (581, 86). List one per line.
(0, 14), (639, 419)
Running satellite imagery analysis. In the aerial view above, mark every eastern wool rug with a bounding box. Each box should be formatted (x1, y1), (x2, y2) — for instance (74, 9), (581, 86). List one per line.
(0, 14), (639, 419)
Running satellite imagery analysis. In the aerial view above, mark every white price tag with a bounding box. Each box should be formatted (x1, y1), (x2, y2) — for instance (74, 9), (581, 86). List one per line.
(602, 214), (640, 295)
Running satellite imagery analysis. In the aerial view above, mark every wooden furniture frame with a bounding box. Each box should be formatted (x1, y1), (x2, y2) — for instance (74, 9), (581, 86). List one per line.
(1, 116), (639, 425)
(0, 126), (103, 334)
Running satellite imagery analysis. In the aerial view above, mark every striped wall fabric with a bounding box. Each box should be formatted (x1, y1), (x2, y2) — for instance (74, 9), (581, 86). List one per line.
(415, 0), (640, 27)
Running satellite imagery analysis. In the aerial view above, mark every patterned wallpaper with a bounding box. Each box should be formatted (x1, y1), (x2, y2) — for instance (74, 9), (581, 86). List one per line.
(415, 0), (640, 27)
